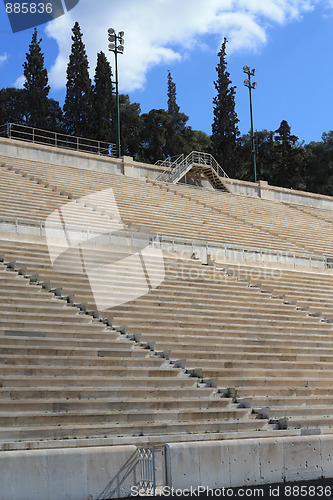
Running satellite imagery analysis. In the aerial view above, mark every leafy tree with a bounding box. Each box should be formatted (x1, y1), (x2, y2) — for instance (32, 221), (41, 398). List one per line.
(0, 91), (6, 125)
(187, 130), (211, 154)
(211, 37), (239, 176)
(93, 51), (113, 142)
(304, 131), (333, 195)
(140, 109), (169, 163)
(237, 130), (277, 183)
(119, 94), (142, 158)
(0, 88), (27, 124)
(63, 22), (95, 138)
(23, 27), (50, 129)
(46, 98), (65, 133)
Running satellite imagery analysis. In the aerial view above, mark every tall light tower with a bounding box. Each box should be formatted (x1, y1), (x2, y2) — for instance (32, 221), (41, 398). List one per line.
(243, 66), (257, 182)
(108, 28), (124, 158)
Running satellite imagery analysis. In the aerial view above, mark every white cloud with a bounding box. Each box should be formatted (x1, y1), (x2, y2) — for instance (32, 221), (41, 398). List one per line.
(44, 0), (322, 92)
(14, 75), (25, 89)
(0, 53), (8, 67)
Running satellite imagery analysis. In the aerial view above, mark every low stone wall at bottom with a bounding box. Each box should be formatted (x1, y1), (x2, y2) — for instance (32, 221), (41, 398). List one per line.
(166, 435), (332, 491)
(1, 435), (333, 499)
(0, 445), (138, 500)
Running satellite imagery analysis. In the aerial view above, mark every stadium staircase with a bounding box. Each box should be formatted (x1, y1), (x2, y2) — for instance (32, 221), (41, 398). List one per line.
(155, 151), (230, 191)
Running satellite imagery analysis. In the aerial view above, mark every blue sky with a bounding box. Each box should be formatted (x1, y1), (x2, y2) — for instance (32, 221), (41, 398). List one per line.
(0, 0), (332, 144)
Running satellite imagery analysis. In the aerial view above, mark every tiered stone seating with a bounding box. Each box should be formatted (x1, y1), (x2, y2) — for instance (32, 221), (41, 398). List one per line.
(0, 260), (269, 449)
(3, 153), (333, 447)
(2, 231), (333, 435)
(208, 262), (333, 430)
(0, 164), (120, 233)
(163, 181), (333, 256)
(0, 157), (305, 253)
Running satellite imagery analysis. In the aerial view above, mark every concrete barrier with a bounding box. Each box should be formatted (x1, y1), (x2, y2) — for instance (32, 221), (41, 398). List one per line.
(165, 435), (333, 490)
(0, 445), (138, 500)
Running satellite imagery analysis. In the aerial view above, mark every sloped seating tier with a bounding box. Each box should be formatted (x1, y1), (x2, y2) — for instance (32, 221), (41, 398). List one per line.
(224, 263), (333, 321)
(2, 236), (333, 433)
(106, 260), (333, 431)
(0, 156), (308, 254)
(163, 181), (333, 257)
(0, 261), (268, 449)
(0, 165), (119, 233)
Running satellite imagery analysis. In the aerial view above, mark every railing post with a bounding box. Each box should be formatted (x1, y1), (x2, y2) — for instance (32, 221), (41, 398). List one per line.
(32, 127), (35, 143)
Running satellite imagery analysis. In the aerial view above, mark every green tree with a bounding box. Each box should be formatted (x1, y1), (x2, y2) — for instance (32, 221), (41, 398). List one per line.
(211, 38), (239, 176)
(304, 131), (333, 195)
(0, 88), (27, 124)
(93, 51), (113, 142)
(273, 120), (304, 189)
(140, 109), (169, 163)
(166, 71), (191, 157)
(23, 27), (50, 129)
(46, 98), (65, 133)
(187, 130), (211, 154)
(0, 91), (6, 125)
(119, 94), (142, 158)
(63, 22), (95, 137)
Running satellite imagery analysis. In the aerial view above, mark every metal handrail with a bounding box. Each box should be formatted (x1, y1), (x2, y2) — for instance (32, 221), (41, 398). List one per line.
(0, 123), (116, 157)
(0, 215), (329, 268)
(154, 153), (184, 168)
(155, 151), (229, 184)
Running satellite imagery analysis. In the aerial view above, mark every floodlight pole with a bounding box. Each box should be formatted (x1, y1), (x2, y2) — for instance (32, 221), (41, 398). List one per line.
(243, 66), (257, 183)
(108, 29), (124, 158)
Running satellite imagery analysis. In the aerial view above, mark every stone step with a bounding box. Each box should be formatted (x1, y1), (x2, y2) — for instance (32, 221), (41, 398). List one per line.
(183, 358), (333, 371)
(0, 364), (181, 377)
(0, 376), (197, 389)
(286, 415), (333, 429)
(0, 335), (135, 349)
(265, 405), (333, 418)
(235, 387), (333, 398)
(0, 386), (214, 400)
(0, 407), (250, 426)
(0, 418), (267, 441)
(201, 367), (333, 378)
(0, 345), (148, 358)
(0, 354), (164, 368)
(216, 377), (333, 389)
(0, 397), (231, 412)
(244, 396), (333, 407)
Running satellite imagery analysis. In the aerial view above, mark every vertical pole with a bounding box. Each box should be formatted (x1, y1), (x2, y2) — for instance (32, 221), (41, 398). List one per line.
(114, 37), (121, 158)
(248, 83), (257, 183)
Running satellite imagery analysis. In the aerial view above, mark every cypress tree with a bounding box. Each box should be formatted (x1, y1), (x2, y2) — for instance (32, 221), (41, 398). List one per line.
(63, 22), (95, 137)
(23, 27), (50, 129)
(211, 38), (239, 175)
(166, 70), (190, 157)
(167, 70), (180, 117)
(93, 51), (114, 143)
(273, 120), (304, 188)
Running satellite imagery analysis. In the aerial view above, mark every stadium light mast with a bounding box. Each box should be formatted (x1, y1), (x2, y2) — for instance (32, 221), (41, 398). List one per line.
(108, 28), (124, 158)
(243, 66), (257, 183)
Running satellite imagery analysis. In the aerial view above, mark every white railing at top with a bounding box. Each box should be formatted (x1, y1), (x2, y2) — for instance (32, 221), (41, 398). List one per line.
(155, 151), (229, 184)
(0, 123), (116, 158)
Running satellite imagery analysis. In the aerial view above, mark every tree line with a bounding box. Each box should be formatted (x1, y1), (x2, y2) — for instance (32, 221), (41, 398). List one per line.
(0, 23), (332, 196)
